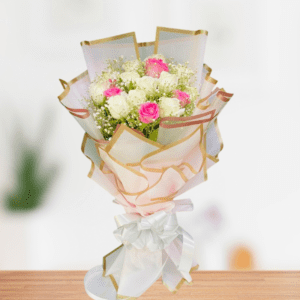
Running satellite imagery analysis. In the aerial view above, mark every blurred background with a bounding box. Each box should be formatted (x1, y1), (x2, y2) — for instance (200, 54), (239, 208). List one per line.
(0, 0), (299, 271)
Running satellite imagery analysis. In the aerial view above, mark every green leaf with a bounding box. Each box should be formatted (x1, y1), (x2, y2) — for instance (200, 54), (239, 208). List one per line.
(139, 123), (148, 131)
(149, 129), (158, 142)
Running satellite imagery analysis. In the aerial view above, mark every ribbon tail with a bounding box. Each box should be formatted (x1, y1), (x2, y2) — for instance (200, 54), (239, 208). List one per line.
(172, 199), (194, 213)
(177, 228), (195, 281)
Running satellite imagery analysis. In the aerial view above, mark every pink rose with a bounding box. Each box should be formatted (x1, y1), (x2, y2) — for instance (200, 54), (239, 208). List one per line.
(138, 102), (159, 124)
(103, 87), (122, 98)
(173, 89), (191, 107)
(108, 79), (117, 87)
(145, 58), (169, 78)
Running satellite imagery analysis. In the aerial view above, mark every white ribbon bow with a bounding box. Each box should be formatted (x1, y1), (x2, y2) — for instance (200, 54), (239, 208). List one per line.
(114, 199), (195, 278)
(85, 199), (197, 300)
(114, 211), (180, 251)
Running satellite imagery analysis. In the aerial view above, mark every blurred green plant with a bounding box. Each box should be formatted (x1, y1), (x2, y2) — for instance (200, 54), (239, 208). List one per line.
(4, 111), (59, 212)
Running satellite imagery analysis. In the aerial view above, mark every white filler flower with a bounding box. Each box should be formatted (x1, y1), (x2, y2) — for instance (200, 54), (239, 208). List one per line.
(122, 59), (142, 72)
(108, 95), (130, 119)
(89, 80), (110, 105)
(127, 90), (146, 107)
(184, 86), (199, 101)
(159, 97), (182, 117)
(120, 71), (140, 83)
(135, 76), (158, 94)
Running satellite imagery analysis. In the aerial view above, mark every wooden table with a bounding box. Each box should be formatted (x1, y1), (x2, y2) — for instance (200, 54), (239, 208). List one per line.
(0, 271), (299, 299)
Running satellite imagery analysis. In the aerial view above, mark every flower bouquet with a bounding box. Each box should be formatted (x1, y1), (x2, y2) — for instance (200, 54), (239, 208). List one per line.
(58, 27), (233, 300)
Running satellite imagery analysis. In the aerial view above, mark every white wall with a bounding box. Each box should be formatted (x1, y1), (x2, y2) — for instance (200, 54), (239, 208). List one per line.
(0, 0), (299, 270)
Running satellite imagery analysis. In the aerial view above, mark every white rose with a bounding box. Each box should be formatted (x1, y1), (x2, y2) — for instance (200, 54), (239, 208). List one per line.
(145, 54), (166, 62)
(89, 80), (110, 105)
(120, 71), (140, 83)
(135, 76), (158, 94)
(108, 95), (130, 119)
(127, 90), (146, 107)
(159, 71), (178, 91)
(184, 86), (199, 101)
(159, 97), (182, 117)
(122, 59), (142, 72)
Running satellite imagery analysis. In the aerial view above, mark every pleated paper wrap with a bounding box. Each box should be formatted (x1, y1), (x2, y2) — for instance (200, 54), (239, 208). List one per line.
(58, 27), (233, 300)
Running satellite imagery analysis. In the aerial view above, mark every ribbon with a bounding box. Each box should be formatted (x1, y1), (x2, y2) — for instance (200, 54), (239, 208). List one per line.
(114, 211), (179, 251)
(84, 199), (198, 300)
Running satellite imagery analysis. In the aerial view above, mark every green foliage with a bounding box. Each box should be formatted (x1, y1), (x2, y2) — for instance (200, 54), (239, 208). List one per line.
(4, 117), (59, 212)
(121, 80), (136, 93)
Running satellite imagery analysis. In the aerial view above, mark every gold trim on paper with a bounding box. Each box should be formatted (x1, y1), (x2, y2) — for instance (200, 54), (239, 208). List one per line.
(203, 64), (212, 75)
(69, 70), (89, 85)
(197, 124), (207, 181)
(137, 140), (206, 207)
(100, 160), (113, 174)
(97, 146), (149, 182)
(156, 26), (208, 36)
(82, 133), (112, 178)
(82, 132), (110, 178)
(138, 41), (155, 47)
(203, 131), (208, 181)
(154, 27), (160, 54)
(197, 88), (234, 111)
(206, 154), (219, 163)
(91, 116), (210, 206)
(216, 91), (233, 102)
(81, 132), (96, 178)
(133, 166), (184, 204)
(109, 274), (119, 291)
(154, 26), (208, 54)
(205, 74), (218, 84)
(163, 264), (199, 294)
(133, 34), (140, 60)
(81, 132), (89, 153)
(80, 32), (140, 59)
(214, 118), (224, 153)
(190, 264), (199, 272)
(197, 88), (220, 107)
(105, 124), (163, 155)
(197, 103), (210, 110)
(219, 90), (233, 97)
(102, 244), (136, 300)
(140, 124), (202, 172)
(102, 244), (124, 277)
(96, 144), (154, 197)
(179, 162), (198, 175)
(57, 70), (89, 102)
(81, 32), (133, 46)
(170, 165), (188, 182)
(87, 161), (95, 178)
(110, 161), (189, 201)
(59, 79), (68, 89)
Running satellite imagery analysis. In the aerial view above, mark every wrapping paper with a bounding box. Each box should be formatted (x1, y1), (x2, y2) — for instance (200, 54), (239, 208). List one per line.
(58, 27), (233, 299)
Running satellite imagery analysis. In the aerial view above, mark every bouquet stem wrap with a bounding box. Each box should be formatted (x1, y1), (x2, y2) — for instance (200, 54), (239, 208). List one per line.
(85, 199), (198, 300)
